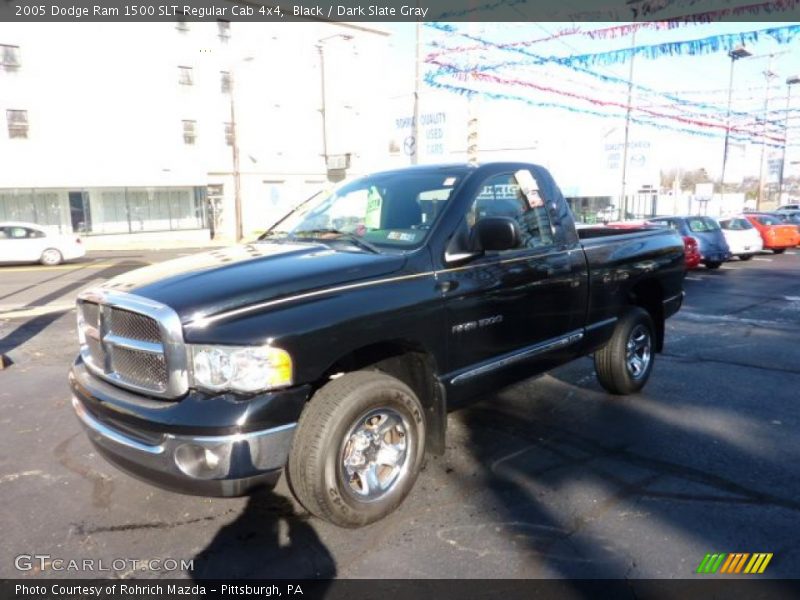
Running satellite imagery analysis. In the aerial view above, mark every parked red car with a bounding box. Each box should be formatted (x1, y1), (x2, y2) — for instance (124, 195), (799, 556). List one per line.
(606, 221), (700, 269)
(743, 213), (800, 253)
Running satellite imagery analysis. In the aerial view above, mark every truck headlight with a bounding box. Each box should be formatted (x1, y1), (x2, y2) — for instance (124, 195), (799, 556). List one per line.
(189, 345), (293, 393)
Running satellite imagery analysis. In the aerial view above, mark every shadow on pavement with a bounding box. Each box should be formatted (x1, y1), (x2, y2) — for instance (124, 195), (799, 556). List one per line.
(457, 357), (800, 580)
(0, 260), (147, 357)
(192, 490), (336, 580)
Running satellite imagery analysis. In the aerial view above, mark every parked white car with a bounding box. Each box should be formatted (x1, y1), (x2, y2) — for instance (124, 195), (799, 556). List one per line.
(717, 216), (764, 260)
(0, 222), (85, 265)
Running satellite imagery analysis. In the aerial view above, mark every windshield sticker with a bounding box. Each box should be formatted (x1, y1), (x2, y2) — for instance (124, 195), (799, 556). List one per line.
(365, 186), (382, 229)
(443, 177), (457, 186)
(514, 169), (544, 208)
(387, 231), (417, 242)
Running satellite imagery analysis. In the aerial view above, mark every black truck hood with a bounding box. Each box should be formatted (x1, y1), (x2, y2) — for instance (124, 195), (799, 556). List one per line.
(100, 242), (406, 323)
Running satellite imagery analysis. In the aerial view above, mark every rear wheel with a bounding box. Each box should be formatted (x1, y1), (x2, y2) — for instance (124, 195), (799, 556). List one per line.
(594, 307), (655, 395)
(705, 261), (722, 269)
(40, 248), (63, 266)
(773, 248), (786, 254)
(287, 370), (426, 528)
(738, 254), (753, 261)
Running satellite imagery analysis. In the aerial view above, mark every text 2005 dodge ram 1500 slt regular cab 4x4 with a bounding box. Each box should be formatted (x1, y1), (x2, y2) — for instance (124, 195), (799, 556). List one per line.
(70, 163), (685, 527)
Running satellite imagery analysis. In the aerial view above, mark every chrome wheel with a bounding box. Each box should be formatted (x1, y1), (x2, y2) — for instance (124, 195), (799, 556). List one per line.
(41, 248), (62, 266)
(625, 324), (651, 379)
(340, 408), (410, 501)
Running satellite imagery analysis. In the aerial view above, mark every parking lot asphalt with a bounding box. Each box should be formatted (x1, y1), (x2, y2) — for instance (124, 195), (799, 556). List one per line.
(1, 248), (799, 580)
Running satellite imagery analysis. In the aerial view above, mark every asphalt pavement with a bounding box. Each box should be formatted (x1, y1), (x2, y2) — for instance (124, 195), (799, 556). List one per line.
(1, 248), (799, 580)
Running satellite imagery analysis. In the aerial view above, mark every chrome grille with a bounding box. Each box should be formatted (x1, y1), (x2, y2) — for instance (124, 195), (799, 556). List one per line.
(108, 309), (161, 343)
(108, 345), (168, 391)
(76, 291), (188, 399)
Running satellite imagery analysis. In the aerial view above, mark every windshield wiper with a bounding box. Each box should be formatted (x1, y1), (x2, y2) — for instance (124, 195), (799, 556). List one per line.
(292, 229), (380, 254)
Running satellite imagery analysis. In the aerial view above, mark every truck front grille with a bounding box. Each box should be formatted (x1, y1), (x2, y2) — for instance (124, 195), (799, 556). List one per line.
(77, 291), (188, 399)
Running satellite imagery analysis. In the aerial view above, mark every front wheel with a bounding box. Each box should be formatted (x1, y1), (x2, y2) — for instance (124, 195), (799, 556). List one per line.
(40, 248), (63, 266)
(287, 370), (426, 528)
(594, 307), (655, 395)
(738, 254), (753, 261)
(705, 261), (722, 269)
(773, 248), (786, 254)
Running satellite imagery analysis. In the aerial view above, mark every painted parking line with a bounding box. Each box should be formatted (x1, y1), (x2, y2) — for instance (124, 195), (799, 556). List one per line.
(753, 257), (773, 262)
(685, 276), (703, 281)
(0, 304), (75, 319)
(0, 262), (120, 273)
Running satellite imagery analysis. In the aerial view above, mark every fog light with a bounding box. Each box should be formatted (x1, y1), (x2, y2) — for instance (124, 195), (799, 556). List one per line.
(174, 443), (230, 480)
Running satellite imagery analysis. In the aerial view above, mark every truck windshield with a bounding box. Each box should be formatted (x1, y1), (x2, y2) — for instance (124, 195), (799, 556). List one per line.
(262, 169), (466, 249)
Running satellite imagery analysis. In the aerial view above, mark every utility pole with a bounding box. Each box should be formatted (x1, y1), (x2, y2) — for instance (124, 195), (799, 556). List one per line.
(317, 43), (329, 177)
(778, 75), (800, 202)
(619, 28), (637, 219)
(229, 73), (243, 242)
(411, 18), (421, 165)
(757, 57), (777, 210)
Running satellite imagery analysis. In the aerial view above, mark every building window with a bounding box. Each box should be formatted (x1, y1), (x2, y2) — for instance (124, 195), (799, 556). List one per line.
(224, 122), (234, 146)
(178, 66), (193, 86)
(1, 44), (20, 70)
(7, 109), (28, 139)
(217, 20), (231, 41)
(183, 120), (196, 145)
(220, 71), (231, 94)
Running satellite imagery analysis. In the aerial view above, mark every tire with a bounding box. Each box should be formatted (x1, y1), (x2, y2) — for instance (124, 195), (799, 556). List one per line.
(287, 370), (426, 528)
(594, 307), (655, 396)
(738, 254), (753, 261)
(40, 248), (63, 266)
(773, 248), (786, 254)
(705, 261), (722, 269)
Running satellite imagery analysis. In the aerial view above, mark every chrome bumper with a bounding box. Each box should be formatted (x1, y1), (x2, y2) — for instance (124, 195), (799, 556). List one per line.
(72, 396), (295, 497)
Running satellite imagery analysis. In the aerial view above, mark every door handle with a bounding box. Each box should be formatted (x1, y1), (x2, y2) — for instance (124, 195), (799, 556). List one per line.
(436, 280), (458, 293)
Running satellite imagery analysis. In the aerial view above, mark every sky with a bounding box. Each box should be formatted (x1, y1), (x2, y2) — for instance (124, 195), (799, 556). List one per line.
(379, 21), (800, 196)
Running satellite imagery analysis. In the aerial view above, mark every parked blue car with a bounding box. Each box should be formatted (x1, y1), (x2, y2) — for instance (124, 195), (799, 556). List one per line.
(649, 216), (732, 269)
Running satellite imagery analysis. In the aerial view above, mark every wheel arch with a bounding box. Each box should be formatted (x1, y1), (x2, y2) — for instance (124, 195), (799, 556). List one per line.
(315, 339), (446, 456)
(628, 278), (665, 351)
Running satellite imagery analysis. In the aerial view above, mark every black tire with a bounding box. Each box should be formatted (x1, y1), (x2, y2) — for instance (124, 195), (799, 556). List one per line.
(705, 261), (722, 269)
(287, 370), (426, 528)
(773, 248), (786, 254)
(594, 307), (655, 395)
(738, 254), (753, 261)
(40, 248), (63, 266)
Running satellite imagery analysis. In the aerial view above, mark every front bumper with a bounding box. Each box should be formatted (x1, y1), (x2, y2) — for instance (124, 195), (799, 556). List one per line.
(69, 359), (311, 497)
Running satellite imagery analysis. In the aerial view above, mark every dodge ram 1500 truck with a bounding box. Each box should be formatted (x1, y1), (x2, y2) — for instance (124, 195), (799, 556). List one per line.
(70, 162), (685, 527)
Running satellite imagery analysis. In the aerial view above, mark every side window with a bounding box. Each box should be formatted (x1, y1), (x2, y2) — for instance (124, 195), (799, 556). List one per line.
(27, 228), (45, 238)
(468, 171), (554, 250)
(8, 226), (28, 239)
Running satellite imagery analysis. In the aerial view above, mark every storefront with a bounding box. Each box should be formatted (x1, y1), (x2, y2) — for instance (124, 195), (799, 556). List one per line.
(0, 186), (209, 235)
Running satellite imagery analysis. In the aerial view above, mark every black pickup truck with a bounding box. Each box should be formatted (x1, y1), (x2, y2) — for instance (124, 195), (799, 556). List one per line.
(70, 162), (685, 527)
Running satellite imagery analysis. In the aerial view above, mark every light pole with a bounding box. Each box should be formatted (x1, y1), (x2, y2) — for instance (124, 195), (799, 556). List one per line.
(778, 75), (800, 202)
(720, 45), (751, 203)
(316, 34), (353, 181)
(228, 56), (253, 242)
(619, 28), (637, 218)
(757, 64), (778, 210)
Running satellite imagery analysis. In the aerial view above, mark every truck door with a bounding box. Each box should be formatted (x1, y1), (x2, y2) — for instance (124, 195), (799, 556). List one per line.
(439, 169), (585, 382)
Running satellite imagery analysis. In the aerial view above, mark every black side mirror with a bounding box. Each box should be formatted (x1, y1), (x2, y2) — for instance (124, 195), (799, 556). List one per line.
(474, 216), (521, 252)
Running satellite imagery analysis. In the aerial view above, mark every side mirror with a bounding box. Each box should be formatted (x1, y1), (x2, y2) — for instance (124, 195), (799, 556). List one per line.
(474, 216), (521, 252)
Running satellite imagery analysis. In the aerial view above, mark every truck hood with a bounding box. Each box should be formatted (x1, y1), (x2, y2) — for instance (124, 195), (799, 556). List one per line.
(100, 242), (406, 323)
